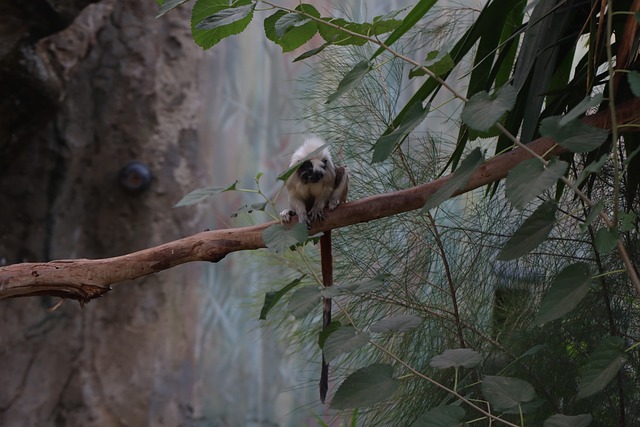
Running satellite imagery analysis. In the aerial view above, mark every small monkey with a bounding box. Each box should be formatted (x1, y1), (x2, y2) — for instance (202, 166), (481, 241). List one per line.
(280, 136), (349, 404)
(279, 136), (348, 226)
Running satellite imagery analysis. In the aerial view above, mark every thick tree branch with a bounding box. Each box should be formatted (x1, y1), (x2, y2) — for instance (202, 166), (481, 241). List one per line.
(1, 98), (639, 302)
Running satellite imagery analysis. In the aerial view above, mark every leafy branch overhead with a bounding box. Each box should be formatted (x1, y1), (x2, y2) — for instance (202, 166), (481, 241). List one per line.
(168, 0), (407, 52)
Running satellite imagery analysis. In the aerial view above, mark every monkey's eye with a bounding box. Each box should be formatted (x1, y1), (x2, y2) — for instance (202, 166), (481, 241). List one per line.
(321, 159), (328, 167)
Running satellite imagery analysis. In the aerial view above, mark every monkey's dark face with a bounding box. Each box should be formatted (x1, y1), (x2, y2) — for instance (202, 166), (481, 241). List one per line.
(297, 158), (329, 183)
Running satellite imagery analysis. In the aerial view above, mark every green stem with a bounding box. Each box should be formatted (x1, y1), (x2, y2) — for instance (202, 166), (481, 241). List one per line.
(518, 403), (524, 427)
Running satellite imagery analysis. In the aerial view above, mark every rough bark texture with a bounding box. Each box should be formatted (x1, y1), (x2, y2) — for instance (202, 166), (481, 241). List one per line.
(0, 1), (207, 425)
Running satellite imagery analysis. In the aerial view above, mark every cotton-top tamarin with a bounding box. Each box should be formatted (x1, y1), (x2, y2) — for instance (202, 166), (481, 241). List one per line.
(280, 136), (349, 404)
(279, 136), (348, 226)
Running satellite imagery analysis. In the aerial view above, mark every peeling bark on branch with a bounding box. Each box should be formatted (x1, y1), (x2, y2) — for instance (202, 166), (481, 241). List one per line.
(1, 98), (639, 302)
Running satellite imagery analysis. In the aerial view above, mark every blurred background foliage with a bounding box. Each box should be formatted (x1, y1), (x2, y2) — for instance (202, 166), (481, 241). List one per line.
(185, 0), (639, 425)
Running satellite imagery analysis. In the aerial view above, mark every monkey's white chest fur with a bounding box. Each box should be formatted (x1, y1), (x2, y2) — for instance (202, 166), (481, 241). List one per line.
(280, 137), (348, 225)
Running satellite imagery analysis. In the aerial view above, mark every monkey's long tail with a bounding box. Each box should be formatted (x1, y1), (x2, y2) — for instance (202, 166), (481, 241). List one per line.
(319, 229), (333, 404)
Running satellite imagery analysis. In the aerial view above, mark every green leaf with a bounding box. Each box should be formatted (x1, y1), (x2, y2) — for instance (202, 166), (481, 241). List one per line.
(293, 42), (329, 62)
(619, 211), (636, 232)
(326, 60), (372, 104)
(576, 154), (608, 186)
(577, 336), (627, 399)
(521, 344), (546, 358)
(277, 141), (330, 182)
(320, 286), (344, 298)
(628, 71), (640, 97)
(370, 315), (422, 333)
(323, 326), (370, 362)
(274, 13), (311, 37)
(411, 405), (466, 427)
(371, 11), (404, 34)
(409, 50), (455, 78)
(496, 200), (557, 260)
(262, 223), (308, 254)
(174, 181), (238, 206)
(543, 413), (593, 427)
(191, 0), (255, 49)
(581, 200), (604, 230)
(422, 148), (484, 211)
(317, 18), (367, 46)
(372, 8), (408, 22)
(467, 123), (502, 141)
(430, 348), (482, 370)
(318, 321), (342, 349)
(230, 202), (267, 218)
(512, 0), (568, 143)
(349, 280), (383, 295)
(330, 363), (399, 409)
(372, 100), (430, 163)
(481, 375), (536, 411)
(539, 116), (609, 153)
(287, 285), (321, 318)
(502, 399), (544, 414)
(425, 51), (454, 77)
(317, 14), (401, 47)
(533, 263), (592, 326)
(506, 158), (568, 210)
(594, 227), (618, 254)
(349, 274), (387, 295)
(195, 3), (254, 30)
(259, 276), (304, 320)
(461, 85), (517, 131)
(264, 4), (320, 53)
(157, 0), (191, 17)
(559, 94), (603, 126)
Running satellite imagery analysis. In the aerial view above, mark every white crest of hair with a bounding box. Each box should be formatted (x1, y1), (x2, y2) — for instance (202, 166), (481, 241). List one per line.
(289, 135), (331, 166)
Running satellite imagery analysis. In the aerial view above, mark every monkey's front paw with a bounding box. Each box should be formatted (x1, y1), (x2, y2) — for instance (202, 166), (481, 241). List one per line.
(328, 197), (340, 210)
(308, 207), (324, 222)
(280, 209), (296, 223)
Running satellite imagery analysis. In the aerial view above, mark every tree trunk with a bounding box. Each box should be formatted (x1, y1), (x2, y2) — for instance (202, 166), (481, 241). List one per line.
(0, 1), (208, 425)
